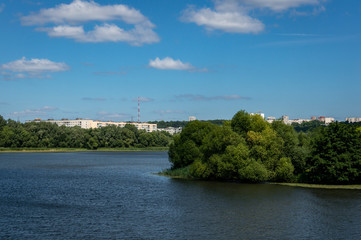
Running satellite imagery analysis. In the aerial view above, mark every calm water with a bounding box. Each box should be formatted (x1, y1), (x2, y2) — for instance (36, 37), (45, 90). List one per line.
(0, 152), (360, 240)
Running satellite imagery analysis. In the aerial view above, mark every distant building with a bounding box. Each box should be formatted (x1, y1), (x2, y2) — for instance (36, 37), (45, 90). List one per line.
(345, 117), (361, 123)
(188, 116), (197, 121)
(266, 117), (276, 123)
(318, 117), (335, 125)
(26, 118), (157, 132)
(280, 115), (334, 125)
(158, 127), (182, 135)
(282, 115), (289, 122)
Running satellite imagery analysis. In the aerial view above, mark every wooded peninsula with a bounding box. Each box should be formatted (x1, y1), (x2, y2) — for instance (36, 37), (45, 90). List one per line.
(166, 110), (361, 185)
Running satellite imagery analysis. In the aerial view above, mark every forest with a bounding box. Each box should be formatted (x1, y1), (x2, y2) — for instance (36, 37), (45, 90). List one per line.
(168, 110), (361, 184)
(0, 115), (172, 149)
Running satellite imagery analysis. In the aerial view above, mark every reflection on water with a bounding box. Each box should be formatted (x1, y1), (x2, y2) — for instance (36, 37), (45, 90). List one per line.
(0, 152), (360, 239)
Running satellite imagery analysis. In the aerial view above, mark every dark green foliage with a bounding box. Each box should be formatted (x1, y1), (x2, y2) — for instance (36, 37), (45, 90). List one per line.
(168, 110), (361, 184)
(170, 111), (295, 183)
(168, 121), (215, 169)
(231, 110), (268, 136)
(231, 110), (252, 136)
(305, 122), (361, 184)
(271, 120), (309, 175)
(0, 116), (172, 149)
(0, 115), (6, 131)
(149, 120), (188, 128)
(292, 120), (323, 133)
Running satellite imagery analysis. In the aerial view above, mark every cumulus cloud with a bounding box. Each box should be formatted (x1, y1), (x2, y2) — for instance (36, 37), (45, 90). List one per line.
(96, 111), (130, 121)
(182, 5), (264, 34)
(181, 0), (324, 34)
(1, 57), (69, 80)
(132, 97), (154, 103)
(176, 94), (250, 101)
(149, 57), (207, 72)
(153, 110), (185, 115)
(239, 0), (320, 11)
(82, 97), (106, 101)
(8, 106), (58, 118)
(149, 57), (193, 70)
(21, 0), (159, 46)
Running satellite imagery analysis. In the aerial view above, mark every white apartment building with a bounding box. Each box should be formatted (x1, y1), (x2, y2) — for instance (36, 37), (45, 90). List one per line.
(131, 122), (157, 133)
(28, 118), (157, 132)
(345, 117), (361, 123)
(46, 119), (95, 129)
(281, 115), (334, 125)
(158, 127), (182, 135)
(266, 117), (276, 123)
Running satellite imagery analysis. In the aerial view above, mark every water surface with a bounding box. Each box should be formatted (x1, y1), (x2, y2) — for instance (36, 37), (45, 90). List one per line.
(0, 152), (360, 239)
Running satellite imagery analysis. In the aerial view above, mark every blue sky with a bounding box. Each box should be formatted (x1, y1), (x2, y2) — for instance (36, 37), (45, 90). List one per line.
(0, 0), (360, 122)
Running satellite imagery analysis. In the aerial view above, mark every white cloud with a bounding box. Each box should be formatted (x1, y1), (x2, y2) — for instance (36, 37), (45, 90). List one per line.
(21, 0), (159, 45)
(239, 0), (321, 11)
(96, 111), (130, 121)
(38, 24), (159, 45)
(21, 0), (148, 25)
(176, 94), (250, 101)
(1, 57), (69, 80)
(132, 97), (154, 103)
(8, 106), (58, 118)
(82, 97), (106, 101)
(182, 6), (264, 34)
(149, 57), (200, 71)
(181, 0), (324, 34)
(154, 110), (185, 115)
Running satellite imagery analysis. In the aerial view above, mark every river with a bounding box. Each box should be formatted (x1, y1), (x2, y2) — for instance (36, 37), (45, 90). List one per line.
(0, 151), (360, 239)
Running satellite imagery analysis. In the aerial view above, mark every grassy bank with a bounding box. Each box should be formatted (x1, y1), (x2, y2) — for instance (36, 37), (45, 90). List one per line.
(270, 182), (361, 190)
(0, 147), (169, 153)
(159, 168), (361, 189)
(157, 166), (194, 179)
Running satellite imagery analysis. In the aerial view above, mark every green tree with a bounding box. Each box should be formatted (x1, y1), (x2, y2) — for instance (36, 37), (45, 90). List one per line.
(306, 122), (361, 184)
(87, 137), (99, 150)
(231, 110), (252, 136)
(272, 120), (308, 175)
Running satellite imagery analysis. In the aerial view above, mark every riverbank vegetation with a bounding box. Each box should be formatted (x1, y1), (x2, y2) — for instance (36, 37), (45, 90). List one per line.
(0, 147), (169, 153)
(0, 115), (172, 150)
(167, 110), (361, 185)
(271, 182), (361, 190)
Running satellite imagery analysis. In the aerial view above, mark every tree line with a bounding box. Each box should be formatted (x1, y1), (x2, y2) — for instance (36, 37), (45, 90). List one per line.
(168, 110), (361, 184)
(0, 115), (172, 149)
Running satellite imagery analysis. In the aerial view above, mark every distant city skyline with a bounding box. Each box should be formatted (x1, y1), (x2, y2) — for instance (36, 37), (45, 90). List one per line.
(1, 0), (360, 122)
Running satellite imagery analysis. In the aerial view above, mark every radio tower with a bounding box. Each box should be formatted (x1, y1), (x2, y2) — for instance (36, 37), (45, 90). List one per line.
(137, 97), (140, 123)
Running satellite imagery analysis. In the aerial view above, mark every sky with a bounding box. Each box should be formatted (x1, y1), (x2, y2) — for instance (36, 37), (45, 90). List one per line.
(0, 0), (360, 122)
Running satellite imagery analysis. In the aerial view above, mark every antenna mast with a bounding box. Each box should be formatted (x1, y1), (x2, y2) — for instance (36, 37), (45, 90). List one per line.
(137, 97), (140, 123)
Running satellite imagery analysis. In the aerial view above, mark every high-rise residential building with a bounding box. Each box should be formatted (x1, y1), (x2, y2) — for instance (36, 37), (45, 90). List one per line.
(188, 116), (196, 121)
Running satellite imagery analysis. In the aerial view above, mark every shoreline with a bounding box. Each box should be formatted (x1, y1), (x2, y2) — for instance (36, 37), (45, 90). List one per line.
(270, 182), (361, 190)
(0, 147), (169, 153)
(157, 172), (361, 190)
